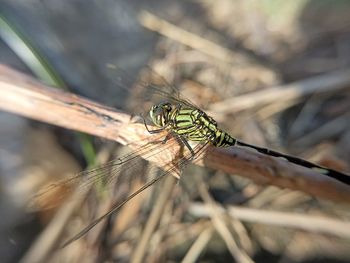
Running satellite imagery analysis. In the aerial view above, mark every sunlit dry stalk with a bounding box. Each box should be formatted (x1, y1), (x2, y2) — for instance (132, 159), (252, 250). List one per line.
(196, 176), (254, 263)
(189, 203), (350, 239)
(0, 64), (349, 204)
(131, 176), (177, 263)
(181, 226), (214, 263)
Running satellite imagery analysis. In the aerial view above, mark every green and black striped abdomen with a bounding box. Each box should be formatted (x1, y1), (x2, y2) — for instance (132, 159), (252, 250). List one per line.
(169, 105), (236, 147)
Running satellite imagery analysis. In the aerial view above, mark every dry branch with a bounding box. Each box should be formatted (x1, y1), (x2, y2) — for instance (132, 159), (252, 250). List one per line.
(189, 203), (350, 239)
(0, 64), (349, 203)
(210, 68), (350, 113)
(139, 11), (245, 64)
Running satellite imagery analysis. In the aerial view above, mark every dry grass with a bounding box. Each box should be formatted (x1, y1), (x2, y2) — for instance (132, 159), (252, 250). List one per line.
(4, 1), (350, 262)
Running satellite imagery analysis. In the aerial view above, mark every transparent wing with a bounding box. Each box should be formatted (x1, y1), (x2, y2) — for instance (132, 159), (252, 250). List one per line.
(29, 131), (181, 210)
(60, 139), (210, 248)
(105, 63), (201, 115)
(30, 123), (210, 210)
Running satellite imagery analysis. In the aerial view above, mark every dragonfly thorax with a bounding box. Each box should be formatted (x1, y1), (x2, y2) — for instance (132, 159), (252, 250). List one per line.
(149, 102), (174, 127)
(149, 102), (237, 148)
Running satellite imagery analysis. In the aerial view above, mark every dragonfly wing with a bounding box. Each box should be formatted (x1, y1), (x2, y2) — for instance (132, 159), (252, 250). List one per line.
(105, 63), (202, 115)
(28, 131), (184, 211)
(60, 139), (210, 248)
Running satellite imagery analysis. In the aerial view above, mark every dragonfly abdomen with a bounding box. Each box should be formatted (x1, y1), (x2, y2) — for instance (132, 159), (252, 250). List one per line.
(212, 130), (237, 147)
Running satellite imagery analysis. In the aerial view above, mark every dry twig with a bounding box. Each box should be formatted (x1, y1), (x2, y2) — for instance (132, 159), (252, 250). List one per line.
(210, 68), (350, 113)
(0, 64), (349, 204)
(189, 203), (350, 239)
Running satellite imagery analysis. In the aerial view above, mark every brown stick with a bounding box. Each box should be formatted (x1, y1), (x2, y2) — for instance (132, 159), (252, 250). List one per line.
(189, 203), (350, 239)
(210, 68), (350, 113)
(0, 64), (349, 203)
(139, 11), (245, 64)
(131, 176), (176, 263)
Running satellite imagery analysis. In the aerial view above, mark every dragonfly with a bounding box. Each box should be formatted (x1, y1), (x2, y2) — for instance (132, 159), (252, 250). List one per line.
(34, 65), (350, 248)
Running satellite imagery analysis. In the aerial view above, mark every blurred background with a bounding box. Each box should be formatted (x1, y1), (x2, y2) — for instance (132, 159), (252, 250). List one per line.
(0, 0), (350, 262)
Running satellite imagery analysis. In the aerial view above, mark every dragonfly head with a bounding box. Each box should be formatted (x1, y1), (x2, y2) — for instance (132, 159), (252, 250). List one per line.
(149, 102), (172, 127)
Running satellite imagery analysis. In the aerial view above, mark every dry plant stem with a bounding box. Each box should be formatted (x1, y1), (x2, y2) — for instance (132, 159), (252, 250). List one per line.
(198, 147), (350, 203)
(228, 212), (254, 254)
(86, 197), (114, 248)
(197, 178), (254, 263)
(21, 149), (111, 263)
(210, 68), (350, 113)
(154, 221), (211, 259)
(293, 112), (350, 148)
(131, 176), (176, 263)
(20, 189), (87, 263)
(139, 11), (247, 64)
(256, 97), (301, 120)
(181, 226), (214, 263)
(0, 65), (131, 141)
(0, 64), (349, 203)
(189, 203), (350, 239)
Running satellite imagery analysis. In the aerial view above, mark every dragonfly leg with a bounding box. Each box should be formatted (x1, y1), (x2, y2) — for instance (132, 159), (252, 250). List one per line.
(178, 136), (195, 160)
(161, 133), (173, 144)
(160, 132), (195, 160)
(142, 116), (168, 134)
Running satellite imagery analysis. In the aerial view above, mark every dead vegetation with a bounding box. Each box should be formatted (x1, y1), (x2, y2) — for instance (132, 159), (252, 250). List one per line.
(1, 1), (350, 262)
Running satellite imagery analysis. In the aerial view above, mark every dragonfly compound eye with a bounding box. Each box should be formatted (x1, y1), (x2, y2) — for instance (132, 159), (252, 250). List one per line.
(150, 103), (171, 127)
